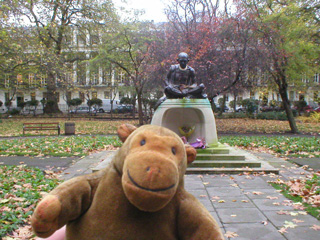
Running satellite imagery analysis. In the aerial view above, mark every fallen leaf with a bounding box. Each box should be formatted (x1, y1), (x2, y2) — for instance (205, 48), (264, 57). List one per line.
(277, 210), (288, 215)
(298, 211), (307, 215)
(278, 227), (288, 234)
(289, 212), (299, 216)
(253, 191), (264, 195)
(224, 231), (239, 238)
(292, 219), (304, 223)
(267, 196), (279, 200)
(284, 221), (298, 229)
(310, 225), (320, 231)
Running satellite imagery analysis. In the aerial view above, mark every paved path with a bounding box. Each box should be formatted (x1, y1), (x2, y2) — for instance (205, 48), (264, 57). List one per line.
(1, 150), (319, 240)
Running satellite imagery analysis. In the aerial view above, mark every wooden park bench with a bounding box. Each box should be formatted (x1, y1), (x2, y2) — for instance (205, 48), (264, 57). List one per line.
(23, 122), (60, 135)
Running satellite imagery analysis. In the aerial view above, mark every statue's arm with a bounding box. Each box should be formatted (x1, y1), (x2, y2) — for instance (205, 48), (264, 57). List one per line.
(189, 67), (196, 85)
(177, 191), (225, 240)
(166, 65), (175, 86)
(31, 170), (105, 238)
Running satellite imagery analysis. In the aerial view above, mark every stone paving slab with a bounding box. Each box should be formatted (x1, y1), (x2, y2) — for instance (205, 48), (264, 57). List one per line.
(184, 172), (320, 240)
(216, 207), (268, 223)
(263, 210), (320, 228)
(211, 196), (255, 209)
(251, 198), (296, 211)
(223, 223), (286, 240)
(282, 226), (320, 240)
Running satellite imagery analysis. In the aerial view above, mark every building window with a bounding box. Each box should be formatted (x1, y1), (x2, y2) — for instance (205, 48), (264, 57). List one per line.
(29, 74), (36, 87)
(92, 91), (97, 99)
(314, 73), (319, 83)
(91, 73), (99, 85)
(31, 92), (36, 101)
(116, 70), (126, 84)
(40, 75), (47, 87)
(77, 34), (86, 46)
(17, 74), (23, 85)
(289, 91), (295, 101)
(104, 91), (110, 99)
(91, 35), (99, 45)
(79, 92), (85, 102)
(77, 61), (86, 85)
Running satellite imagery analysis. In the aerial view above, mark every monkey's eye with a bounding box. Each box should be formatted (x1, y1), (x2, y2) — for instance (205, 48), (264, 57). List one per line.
(171, 147), (176, 155)
(140, 139), (146, 146)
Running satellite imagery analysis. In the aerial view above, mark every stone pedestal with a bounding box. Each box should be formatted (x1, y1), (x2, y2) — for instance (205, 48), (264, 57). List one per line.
(151, 99), (218, 146)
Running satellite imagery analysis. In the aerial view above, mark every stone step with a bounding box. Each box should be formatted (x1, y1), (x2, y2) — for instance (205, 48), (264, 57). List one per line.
(196, 148), (230, 154)
(186, 167), (279, 174)
(189, 160), (261, 168)
(196, 154), (245, 161)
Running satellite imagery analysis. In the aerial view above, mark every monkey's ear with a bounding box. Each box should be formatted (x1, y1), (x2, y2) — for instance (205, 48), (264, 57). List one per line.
(185, 145), (197, 164)
(117, 124), (137, 142)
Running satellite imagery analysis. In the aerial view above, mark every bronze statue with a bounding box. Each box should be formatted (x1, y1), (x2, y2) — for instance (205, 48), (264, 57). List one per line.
(164, 52), (207, 99)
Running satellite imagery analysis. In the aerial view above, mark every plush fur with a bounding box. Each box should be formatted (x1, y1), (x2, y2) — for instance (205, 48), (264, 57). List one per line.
(31, 124), (224, 240)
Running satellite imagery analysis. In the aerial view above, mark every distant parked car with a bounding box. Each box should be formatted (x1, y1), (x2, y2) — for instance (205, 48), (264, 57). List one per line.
(235, 106), (246, 112)
(304, 105), (313, 112)
(215, 106), (229, 112)
(306, 106), (320, 113)
(111, 105), (134, 113)
(70, 106), (96, 114)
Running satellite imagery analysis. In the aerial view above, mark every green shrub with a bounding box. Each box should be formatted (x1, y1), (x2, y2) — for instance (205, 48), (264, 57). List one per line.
(8, 108), (20, 115)
(240, 98), (259, 115)
(256, 111), (288, 120)
(216, 112), (247, 119)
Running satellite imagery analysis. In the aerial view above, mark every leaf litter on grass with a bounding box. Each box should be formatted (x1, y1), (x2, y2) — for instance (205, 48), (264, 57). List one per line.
(0, 165), (61, 239)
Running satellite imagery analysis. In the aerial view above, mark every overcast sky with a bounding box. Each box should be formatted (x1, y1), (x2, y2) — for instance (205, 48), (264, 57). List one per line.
(115, 0), (169, 22)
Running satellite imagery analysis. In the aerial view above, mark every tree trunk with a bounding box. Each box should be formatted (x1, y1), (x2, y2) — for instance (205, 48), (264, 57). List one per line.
(137, 92), (144, 126)
(43, 72), (61, 114)
(278, 84), (299, 133)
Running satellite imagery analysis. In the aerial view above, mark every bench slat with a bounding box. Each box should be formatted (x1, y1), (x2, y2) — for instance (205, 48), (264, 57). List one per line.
(23, 123), (60, 135)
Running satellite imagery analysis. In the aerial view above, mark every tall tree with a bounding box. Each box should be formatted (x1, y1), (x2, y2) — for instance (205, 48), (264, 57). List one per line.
(239, 0), (320, 133)
(3, 0), (119, 113)
(96, 21), (159, 125)
(162, 0), (254, 101)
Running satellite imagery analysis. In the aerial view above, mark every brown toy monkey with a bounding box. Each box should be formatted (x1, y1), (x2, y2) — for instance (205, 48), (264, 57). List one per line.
(31, 124), (224, 240)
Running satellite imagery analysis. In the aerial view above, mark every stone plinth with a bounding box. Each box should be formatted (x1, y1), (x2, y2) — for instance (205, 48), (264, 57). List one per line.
(151, 99), (218, 146)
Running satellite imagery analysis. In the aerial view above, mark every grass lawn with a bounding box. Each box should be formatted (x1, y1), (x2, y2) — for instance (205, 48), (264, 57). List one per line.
(0, 117), (319, 137)
(219, 136), (320, 158)
(0, 118), (139, 137)
(0, 135), (122, 157)
(270, 173), (320, 220)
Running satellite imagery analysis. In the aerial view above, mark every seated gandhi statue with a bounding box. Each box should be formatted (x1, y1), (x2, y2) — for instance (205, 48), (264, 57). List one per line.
(164, 52), (207, 99)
